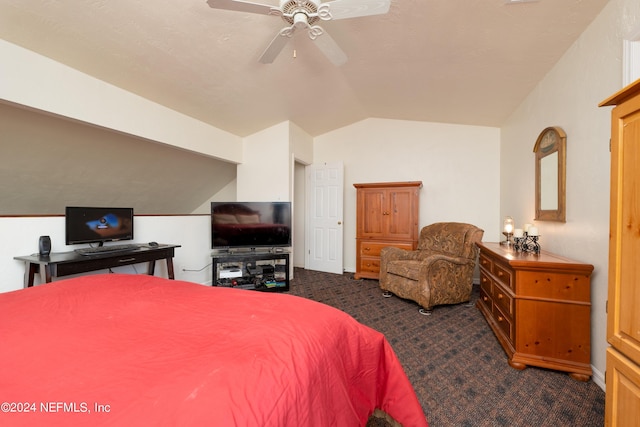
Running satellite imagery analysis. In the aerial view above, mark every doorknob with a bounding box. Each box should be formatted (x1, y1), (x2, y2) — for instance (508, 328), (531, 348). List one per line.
(338, 221), (342, 225)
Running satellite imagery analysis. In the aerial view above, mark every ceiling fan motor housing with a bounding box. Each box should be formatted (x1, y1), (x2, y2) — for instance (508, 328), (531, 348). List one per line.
(280, 0), (322, 25)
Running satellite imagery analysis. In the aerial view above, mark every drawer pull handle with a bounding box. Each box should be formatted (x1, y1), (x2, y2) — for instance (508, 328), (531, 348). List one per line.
(482, 277), (488, 283)
(364, 247), (370, 251)
(497, 271), (504, 277)
(483, 296), (488, 301)
(497, 293), (503, 299)
(498, 316), (504, 322)
(119, 258), (136, 263)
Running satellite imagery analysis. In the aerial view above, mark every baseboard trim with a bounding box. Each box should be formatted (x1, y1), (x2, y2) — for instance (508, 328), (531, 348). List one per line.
(591, 365), (605, 391)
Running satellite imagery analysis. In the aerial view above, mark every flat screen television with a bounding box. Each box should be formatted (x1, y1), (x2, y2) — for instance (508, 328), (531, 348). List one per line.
(65, 206), (134, 246)
(211, 201), (291, 249)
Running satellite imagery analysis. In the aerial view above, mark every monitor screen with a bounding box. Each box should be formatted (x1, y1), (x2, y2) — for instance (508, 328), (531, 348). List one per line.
(211, 202), (291, 249)
(65, 206), (134, 245)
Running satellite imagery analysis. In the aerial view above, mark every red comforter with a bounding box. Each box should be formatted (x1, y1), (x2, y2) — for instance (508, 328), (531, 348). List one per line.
(1, 274), (427, 426)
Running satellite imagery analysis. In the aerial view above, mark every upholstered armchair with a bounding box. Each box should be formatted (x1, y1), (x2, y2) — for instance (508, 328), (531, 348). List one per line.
(379, 222), (484, 315)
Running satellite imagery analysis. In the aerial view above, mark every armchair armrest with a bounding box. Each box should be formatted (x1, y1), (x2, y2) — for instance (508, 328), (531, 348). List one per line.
(380, 246), (420, 262)
(379, 246), (419, 285)
(418, 253), (475, 267)
(418, 254), (477, 307)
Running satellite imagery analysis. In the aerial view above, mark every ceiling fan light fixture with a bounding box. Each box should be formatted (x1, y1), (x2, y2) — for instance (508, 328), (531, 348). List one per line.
(293, 11), (310, 28)
(206, 0), (391, 65)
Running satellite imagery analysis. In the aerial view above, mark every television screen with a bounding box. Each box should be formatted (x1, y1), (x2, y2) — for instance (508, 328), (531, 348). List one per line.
(65, 206), (134, 245)
(211, 202), (291, 249)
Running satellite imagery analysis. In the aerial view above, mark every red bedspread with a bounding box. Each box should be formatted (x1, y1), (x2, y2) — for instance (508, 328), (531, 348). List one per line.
(1, 274), (427, 426)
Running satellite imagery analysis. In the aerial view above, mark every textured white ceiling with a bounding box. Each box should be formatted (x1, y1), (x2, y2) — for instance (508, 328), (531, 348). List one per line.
(0, 0), (609, 137)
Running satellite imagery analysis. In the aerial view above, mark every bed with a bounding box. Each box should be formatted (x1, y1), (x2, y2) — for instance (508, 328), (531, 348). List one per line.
(1, 274), (427, 426)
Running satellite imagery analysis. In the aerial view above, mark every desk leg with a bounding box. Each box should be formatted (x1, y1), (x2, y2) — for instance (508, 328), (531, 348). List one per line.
(26, 264), (53, 287)
(146, 258), (175, 279)
(41, 265), (53, 283)
(25, 263), (37, 288)
(166, 257), (175, 279)
(147, 261), (156, 276)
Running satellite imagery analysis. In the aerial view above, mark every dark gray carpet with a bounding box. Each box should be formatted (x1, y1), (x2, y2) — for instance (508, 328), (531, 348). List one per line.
(289, 268), (605, 427)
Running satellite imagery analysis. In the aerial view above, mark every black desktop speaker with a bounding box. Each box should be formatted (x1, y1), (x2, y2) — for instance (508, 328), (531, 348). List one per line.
(38, 235), (51, 257)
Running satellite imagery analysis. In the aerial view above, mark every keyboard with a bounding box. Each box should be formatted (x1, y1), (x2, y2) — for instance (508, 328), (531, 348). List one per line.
(75, 244), (140, 256)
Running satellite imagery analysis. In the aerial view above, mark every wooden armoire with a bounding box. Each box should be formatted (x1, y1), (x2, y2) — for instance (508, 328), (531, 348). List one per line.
(600, 78), (640, 426)
(353, 181), (422, 280)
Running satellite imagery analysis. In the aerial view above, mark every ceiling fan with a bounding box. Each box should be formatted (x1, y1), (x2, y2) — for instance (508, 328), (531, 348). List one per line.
(206, 0), (391, 66)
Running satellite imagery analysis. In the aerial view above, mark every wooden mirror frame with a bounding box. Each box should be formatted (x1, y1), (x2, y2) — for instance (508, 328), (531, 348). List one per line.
(533, 126), (566, 222)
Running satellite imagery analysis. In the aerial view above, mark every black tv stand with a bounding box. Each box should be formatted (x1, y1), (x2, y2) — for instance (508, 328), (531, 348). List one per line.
(212, 251), (289, 292)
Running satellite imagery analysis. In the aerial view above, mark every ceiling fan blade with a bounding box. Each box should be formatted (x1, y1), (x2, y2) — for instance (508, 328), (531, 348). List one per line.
(313, 31), (348, 66)
(259, 31), (293, 64)
(206, 0), (275, 15)
(323, 0), (390, 20)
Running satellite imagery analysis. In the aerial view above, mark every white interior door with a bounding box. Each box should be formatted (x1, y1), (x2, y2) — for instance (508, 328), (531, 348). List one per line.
(306, 162), (344, 274)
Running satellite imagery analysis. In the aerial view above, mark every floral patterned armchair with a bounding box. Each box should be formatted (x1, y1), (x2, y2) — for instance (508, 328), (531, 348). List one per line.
(379, 222), (484, 315)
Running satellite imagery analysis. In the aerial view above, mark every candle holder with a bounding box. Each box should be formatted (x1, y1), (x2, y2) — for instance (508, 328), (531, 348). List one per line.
(501, 231), (514, 246)
(500, 216), (515, 246)
(513, 233), (541, 254)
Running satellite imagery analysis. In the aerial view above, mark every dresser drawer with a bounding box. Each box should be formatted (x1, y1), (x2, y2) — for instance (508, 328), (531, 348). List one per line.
(518, 271), (591, 302)
(480, 270), (492, 293)
(493, 262), (513, 291)
(494, 304), (514, 343)
(478, 285), (493, 313)
(358, 241), (413, 257)
(478, 252), (493, 272)
(359, 257), (380, 274)
(492, 284), (514, 317)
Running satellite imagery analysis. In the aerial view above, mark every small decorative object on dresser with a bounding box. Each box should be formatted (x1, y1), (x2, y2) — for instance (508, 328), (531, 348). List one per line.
(353, 181), (422, 280)
(500, 216), (514, 246)
(475, 242), (593, 381)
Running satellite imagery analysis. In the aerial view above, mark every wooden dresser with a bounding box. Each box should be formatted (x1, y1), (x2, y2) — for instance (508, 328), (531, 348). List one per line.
(600, 79), (640, 426)
(353, 181), (421, 280)
(476, 242), (593, 381)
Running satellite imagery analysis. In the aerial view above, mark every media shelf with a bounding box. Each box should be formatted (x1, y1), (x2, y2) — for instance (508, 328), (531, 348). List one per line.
(211, 251), (289, 292)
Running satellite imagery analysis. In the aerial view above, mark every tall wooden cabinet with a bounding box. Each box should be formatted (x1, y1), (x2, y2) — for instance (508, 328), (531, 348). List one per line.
(353, 181), (421, 280)
(600, 79), (640, 426)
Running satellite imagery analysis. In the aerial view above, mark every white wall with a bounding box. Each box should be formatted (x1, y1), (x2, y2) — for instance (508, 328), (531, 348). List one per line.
(238, 122), (291, 201)
(499, 0), (640, 388)
(1, 216), (213, 293)
(0, 39), (242, 163)
(314, 118), (501, 273)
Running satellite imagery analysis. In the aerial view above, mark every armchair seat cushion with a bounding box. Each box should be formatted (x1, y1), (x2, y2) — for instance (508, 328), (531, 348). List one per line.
(387, 260), (421, 281)
(379, 222), (484, 312)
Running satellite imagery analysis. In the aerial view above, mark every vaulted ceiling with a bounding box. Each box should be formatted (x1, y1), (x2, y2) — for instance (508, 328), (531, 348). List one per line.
(0, 0), (610, 138)
(0, 0), (611, 215)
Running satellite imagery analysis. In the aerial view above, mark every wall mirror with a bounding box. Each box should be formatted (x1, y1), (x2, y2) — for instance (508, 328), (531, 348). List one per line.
(533, 126), (566, 222)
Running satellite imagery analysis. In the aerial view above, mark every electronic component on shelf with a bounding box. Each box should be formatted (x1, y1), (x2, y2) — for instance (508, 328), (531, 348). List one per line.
(247, 266), (261, 275)
(220, 268), (242, 278)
